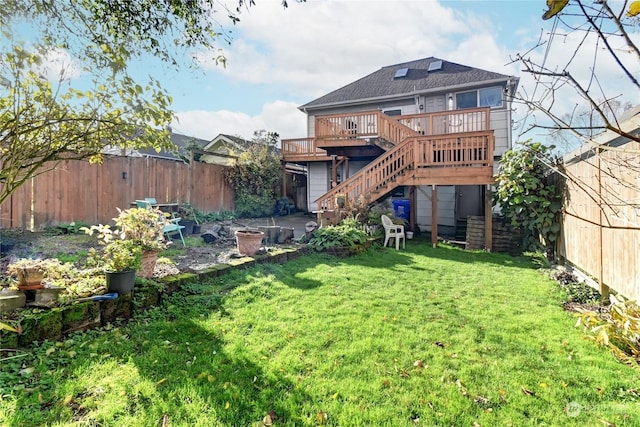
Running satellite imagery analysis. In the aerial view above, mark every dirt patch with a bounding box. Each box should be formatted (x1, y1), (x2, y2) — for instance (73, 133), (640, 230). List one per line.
(0, 218), (301, 277)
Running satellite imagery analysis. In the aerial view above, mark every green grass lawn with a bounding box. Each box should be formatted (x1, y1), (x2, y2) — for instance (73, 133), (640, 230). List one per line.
(1, 243), (638, 426)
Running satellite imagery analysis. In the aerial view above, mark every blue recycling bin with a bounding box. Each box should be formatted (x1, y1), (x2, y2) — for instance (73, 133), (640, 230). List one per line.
(392, 199), (410, 222)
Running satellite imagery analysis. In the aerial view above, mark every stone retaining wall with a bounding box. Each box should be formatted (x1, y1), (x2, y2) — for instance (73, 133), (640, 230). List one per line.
(0, 247), (306, 349)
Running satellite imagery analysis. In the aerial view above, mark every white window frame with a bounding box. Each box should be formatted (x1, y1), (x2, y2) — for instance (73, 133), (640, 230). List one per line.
(455, 86), (503, 109)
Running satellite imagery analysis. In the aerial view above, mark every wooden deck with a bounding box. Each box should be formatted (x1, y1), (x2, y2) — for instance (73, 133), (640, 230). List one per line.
(282, 107), (491, 161)
(282, 107), (494, 210)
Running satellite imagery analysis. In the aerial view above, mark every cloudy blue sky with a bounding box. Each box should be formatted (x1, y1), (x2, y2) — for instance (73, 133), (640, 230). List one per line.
(164, 0), (550, 141)
(40, 0), (640, 143)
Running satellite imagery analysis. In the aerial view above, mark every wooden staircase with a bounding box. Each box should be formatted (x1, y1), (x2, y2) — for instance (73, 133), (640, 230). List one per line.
(314, 112), (495, 211)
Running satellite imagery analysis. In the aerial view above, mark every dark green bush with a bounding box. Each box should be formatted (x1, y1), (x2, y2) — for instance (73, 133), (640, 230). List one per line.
(308, 222), (368, 251)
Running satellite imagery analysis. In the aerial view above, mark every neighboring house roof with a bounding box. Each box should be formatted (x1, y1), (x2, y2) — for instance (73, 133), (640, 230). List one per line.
(300, 56), (515, 111)
(135, 131), (209, 161)
(202, 134), (253, 154)
(564, 105), (640, 164)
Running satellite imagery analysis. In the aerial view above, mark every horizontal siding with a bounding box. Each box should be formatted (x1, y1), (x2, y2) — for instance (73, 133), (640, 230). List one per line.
(308, 162), (329, 212)
(415, 185), (456, 230)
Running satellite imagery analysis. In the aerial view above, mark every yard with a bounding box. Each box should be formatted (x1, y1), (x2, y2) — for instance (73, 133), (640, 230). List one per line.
(1, 242), (639, 426)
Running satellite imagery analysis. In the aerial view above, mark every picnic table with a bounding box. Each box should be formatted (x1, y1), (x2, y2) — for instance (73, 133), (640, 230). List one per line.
(130, 201), (180, 213)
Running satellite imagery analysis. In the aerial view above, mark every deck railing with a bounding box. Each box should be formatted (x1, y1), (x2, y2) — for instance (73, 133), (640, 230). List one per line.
(396, 108), (490, 135)
(281, 107), (491, 158)
(281, 138), (328, 159)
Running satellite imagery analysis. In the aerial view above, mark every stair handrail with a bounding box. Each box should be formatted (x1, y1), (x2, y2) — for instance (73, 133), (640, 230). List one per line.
(316, 136), (419, 210)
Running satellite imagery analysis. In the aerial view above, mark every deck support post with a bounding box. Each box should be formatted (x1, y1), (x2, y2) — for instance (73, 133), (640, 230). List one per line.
(409, 186), (416, 232)
(484, 184), (492, 252)
(281, 161), (287, 199)
(431, 185), (438, 248)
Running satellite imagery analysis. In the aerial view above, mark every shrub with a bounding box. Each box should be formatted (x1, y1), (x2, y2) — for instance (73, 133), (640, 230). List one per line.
(577, 294), (640, 366)
(493, 140), (563, 254)
(224, 130), (282, 218)
(551, 268), (601, 305)
(308, 222), (368, 252)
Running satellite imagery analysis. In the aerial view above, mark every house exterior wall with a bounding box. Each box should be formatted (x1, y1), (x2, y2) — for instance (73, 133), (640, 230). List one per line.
(301, 77), (515, 214)
(490, 108), (511, 156)
(308, 162), (329, 211)
(415, 185), (456, 234)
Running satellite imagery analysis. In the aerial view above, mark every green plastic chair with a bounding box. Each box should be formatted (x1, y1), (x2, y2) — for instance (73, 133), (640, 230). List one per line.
(135, 200), (185, 246)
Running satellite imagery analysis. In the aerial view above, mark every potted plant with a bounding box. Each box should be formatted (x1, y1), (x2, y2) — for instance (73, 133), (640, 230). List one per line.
(176, 205), (196, 235)
(84, 207), (168, 279)
(84, 239), (142, 294)
(83, 207), (165, 289)
(6, 258), (53, 290)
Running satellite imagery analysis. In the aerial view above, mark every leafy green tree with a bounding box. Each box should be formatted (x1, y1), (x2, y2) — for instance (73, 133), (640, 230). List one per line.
(225, 130), (283, 217)
(0, 1), (297, 205)
(0, 45), (174, 206)
(493, 140), (563, 254)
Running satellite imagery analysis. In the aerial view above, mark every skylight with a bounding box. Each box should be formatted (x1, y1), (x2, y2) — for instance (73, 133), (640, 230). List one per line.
(394, 67), (409, 79)
(428, 60), (443, 72)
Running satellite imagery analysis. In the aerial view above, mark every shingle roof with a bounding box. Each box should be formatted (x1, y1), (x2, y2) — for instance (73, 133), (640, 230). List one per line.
(136, 131), (209, 161)
(300, 57), (513, 110)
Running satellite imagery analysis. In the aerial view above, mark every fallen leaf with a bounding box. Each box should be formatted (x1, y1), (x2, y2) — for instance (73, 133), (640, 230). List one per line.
(413, 360), (424, 368)
(539, 383), (548, 388)
(225, 401), (230, 410)
(19, 367), (35, 375)
(316, 411), (328, 424)
(521, 387), (536, 396)
(157, 378), (167, 385)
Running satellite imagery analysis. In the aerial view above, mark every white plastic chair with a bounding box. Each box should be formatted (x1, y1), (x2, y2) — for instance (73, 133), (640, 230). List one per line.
(381, 214), (405, 250)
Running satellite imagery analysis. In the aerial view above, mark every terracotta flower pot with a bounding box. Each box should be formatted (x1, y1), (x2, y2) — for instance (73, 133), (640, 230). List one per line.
(138, 250), (159, 279)
(17, 268), (45, 290)
(235, 229), (265, 256)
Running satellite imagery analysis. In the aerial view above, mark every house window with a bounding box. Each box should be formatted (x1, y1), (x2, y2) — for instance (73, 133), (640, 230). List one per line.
(384, 109), (402, 116)
(455, 87), (503, 109)
(479, 87), (503, 107)
(456, 91), (477, 109)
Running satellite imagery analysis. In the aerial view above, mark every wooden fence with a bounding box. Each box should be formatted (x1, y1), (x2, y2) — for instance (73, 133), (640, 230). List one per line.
(0, 156), (235, 230)
(558, 140), (640, 301)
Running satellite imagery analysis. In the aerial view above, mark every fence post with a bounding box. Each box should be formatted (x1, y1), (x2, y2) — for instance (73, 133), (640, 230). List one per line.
(597, 148), (609, 300)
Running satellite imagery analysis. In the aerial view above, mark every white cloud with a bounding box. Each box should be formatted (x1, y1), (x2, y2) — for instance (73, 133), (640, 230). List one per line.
(39, 48), (83, 81)
(200, 0), (502, 98)
(179, 1), (638, 145)
(513, 25), (640, 141)
(172, 100), (306, 141)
